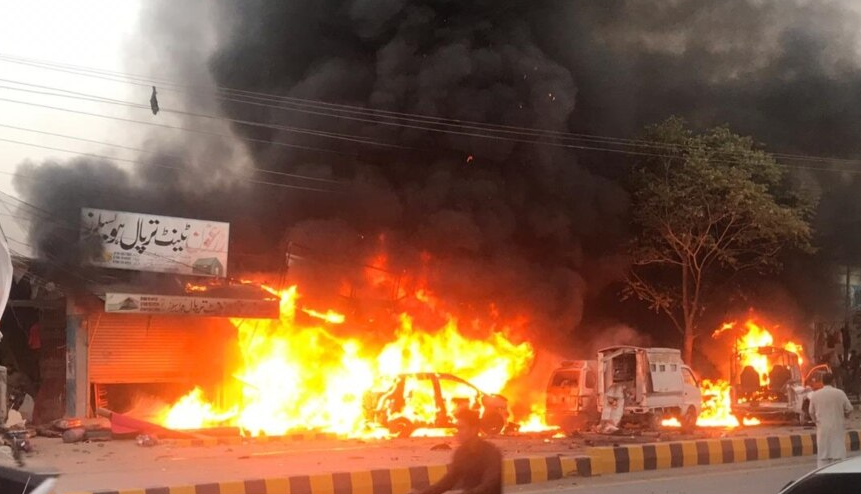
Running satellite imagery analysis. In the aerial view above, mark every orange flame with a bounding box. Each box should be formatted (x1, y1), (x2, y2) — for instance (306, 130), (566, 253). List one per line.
(678, 318), (801, 428)
(517, 404), (560, 433)
(661, 379), (761, 428)
(696, 379), (760, 427)
(157, 285), (543, 437)
(729, 320), (804, 386)
(161, 387), (237, 429)
(662, 318), (800, 429)
(301, 308), (346, 324)
(184, 282), (209, 293)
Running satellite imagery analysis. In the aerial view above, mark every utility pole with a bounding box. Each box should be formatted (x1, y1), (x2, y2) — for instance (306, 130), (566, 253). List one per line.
(846, 265), (852, 331)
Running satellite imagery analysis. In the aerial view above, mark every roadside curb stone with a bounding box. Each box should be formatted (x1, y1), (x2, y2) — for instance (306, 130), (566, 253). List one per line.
(63, 430), (861, 494)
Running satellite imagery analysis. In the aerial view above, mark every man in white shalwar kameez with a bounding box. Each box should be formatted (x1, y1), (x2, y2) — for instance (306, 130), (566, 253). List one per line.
(808, 373), (853, 467)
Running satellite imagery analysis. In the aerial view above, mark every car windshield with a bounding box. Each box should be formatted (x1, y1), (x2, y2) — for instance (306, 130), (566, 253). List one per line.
(550, 370), (580, 388)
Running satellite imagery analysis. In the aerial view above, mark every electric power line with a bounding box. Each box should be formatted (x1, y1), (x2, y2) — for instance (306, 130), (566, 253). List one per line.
(3, 53), (861, 179)
(0, 136), (343, 193)
(3, 72), (861, 178)
(0, 81), (410, 150)
(3, 52), (861, 167)
(0, 122), (342, 185)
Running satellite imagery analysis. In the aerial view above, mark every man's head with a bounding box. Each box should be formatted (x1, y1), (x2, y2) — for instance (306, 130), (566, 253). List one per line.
(454, 409), (481, 444)
(823, 373), (835, 386)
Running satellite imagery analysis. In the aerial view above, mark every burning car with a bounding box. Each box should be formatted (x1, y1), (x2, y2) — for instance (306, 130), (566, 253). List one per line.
(730, 345), (830, 424)
(363, 372), (510, 437)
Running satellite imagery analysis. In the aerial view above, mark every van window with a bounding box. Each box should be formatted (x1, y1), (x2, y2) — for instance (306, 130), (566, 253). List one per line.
(551, 370), (580, 387)
(682, 369), (698, 387)
(585, 371), (596, 389)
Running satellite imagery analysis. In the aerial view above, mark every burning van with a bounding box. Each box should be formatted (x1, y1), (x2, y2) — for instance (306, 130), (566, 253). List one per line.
(597, 346), (702, 431)
(729, 345), (830, 423)
(363, 372), (510, 437)
(544, 360), (599, 432)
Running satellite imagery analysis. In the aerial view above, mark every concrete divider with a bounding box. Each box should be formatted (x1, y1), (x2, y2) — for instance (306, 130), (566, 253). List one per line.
(577, 430), (860, 477)
(68, 455), (579, 494)
(65, 430), (861, 494)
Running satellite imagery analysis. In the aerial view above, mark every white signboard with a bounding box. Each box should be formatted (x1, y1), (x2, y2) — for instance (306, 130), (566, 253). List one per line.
(82, 208), (229, 277)
(105, 292), (279, 318)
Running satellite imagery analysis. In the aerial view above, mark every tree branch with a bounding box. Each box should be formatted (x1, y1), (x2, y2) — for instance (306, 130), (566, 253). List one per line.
(626, 269), (685, 335)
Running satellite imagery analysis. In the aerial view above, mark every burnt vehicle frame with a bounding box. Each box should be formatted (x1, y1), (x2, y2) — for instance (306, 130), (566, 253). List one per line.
(363, 372), (509, 437)
(729, 345), (829, 424)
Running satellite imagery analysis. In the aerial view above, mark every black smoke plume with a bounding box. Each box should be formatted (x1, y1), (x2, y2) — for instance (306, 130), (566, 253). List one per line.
(12, 0), (861, 347)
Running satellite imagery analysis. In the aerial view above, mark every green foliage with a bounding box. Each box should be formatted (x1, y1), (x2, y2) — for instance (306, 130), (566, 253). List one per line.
(625, 116), (816, 357)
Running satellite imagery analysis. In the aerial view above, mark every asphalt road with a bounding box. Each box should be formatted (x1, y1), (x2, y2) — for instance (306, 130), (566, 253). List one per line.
(20, 426), (857, 493)
(509, 456), (842, 494)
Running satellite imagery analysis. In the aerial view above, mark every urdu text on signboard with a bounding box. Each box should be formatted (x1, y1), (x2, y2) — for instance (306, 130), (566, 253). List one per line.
(105, 292), (279, 318)
(81, 208), (229, 277)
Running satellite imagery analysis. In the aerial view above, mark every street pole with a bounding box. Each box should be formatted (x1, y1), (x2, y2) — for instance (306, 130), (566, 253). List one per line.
(846, 265), (851, 331)
(846, 265), (853, 360)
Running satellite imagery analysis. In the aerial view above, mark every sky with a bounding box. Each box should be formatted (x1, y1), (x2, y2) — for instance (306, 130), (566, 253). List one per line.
(0, 1), (151, 255)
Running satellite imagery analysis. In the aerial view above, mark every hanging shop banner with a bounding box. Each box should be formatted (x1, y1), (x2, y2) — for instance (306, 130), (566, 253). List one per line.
(105, 292), (279, 318)
(81, 208), (229, 277)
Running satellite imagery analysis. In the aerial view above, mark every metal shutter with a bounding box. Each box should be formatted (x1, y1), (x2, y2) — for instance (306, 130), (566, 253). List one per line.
(88, 314), (204, 384)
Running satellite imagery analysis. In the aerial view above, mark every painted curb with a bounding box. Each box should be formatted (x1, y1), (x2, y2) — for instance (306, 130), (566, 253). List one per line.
(66, 456), (579, 494)
(63, 430), (861, 494)
(577, 429), (861, 477)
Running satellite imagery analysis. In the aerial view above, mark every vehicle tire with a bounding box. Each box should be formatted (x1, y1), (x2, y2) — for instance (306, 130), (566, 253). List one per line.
(681, 407), (697, 433)
(648, 411), (664, 431)
(800, 398), (811, 425)
(387, 417), (416, 438)
(481, 411), (505, 435)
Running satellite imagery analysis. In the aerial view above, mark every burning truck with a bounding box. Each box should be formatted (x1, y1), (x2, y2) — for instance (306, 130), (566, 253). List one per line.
(720, 321), (828, 425)
(598, 346), (702, 432)
(729, 345), (829, 424)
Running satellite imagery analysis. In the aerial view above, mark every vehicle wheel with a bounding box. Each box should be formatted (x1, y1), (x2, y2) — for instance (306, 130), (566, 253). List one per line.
(681, 407), (697, 433)
(648, 411), (664, 431)
(387, 417), (416, 438)
(481, 411), (505, 435)
(800, 399), (811, 424)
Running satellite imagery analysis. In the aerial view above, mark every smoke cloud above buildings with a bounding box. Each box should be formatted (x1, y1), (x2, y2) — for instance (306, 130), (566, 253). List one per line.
(11, 0), (861, 344)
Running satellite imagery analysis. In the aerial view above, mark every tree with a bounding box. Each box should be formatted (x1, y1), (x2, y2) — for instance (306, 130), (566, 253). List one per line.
(625, 117), (816, 364)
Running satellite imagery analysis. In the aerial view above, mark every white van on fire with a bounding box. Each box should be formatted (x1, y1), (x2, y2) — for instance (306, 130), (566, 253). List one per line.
(544, 360), (599, 432)
(597, 346), (702, 431)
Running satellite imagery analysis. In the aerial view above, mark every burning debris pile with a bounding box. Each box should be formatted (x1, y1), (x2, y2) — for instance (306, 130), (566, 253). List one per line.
(153, 284), (550, 438)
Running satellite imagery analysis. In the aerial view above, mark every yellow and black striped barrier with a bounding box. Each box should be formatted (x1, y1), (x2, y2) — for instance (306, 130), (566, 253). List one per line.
(581, 430), (860, 476)
(70, 456), (579, 494)
(65, 430), (861, 494)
